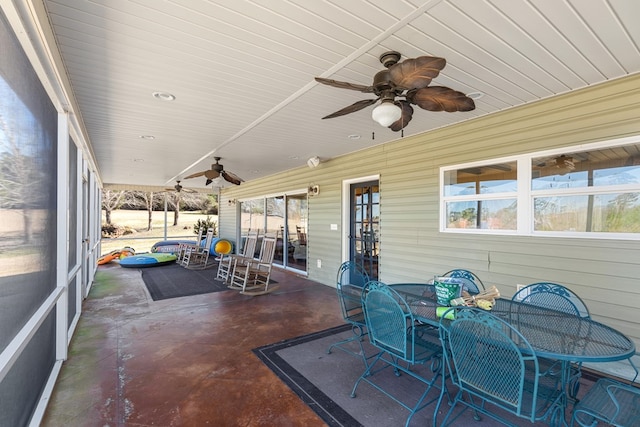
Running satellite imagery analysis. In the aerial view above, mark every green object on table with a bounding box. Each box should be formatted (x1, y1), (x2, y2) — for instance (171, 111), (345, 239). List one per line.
(436, 306), (456, 320)
(434, 277), (462, 306)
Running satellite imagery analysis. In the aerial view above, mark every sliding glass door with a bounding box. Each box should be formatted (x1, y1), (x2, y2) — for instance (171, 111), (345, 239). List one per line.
(286, 194), (307, 271)
(239, 191), (307, 273)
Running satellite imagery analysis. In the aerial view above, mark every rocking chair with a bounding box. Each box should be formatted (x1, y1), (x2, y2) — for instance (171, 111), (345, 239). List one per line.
(216, 230), (258, 283)
(228, 233), (278, 295)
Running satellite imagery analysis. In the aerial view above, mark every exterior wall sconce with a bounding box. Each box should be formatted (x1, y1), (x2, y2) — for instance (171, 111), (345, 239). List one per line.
(228, 199), (237, 206)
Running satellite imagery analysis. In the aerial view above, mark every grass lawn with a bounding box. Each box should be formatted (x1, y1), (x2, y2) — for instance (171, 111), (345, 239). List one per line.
(101, 210), (218, 255)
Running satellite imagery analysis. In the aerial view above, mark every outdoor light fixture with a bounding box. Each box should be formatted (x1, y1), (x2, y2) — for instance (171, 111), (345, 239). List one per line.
(371, 100), (402, 127)
(307, 156), (320, 168)
(206, 176), (224, 186)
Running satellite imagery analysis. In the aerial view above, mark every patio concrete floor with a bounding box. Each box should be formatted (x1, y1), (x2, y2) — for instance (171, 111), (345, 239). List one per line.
(40, 262), (616, 426)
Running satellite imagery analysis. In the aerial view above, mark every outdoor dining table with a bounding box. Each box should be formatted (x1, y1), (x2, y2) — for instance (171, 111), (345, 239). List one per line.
(391, 283), (637, 424)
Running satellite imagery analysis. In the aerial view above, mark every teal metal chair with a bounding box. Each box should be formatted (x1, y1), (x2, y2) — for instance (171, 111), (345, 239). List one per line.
(571, 377), (640, 427)
(512, 282), (590, 318)
(437, 307), (564, 426)
(351, 281), (443, 427)
(326, 261), (372, 368)
(512, 282), (591, 400)
(442, 269), (485, 293)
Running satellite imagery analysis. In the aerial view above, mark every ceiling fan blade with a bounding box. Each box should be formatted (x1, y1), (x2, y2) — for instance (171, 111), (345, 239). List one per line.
(388, 56), (446, 90)
(322, 98), (379, 119)
(315, 77), (374, 93)
(204, 170), (220, 179)
(222, 170), (244, 185)
(183, 171), (206, 179)
(406, 86), (475, 112)
(388, 101), (414, 132)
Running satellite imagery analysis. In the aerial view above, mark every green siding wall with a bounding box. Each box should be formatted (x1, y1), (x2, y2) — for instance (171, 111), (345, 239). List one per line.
(220, 74), (640, 356)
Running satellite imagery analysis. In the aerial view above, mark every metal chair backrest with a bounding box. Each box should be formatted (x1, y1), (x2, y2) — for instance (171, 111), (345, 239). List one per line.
(442, 269), (485, 293)
(336, 261), (369, 322)
(362, 281), (424, 363)
(512, 282), (590, 318)
(439, 307), (558, 424)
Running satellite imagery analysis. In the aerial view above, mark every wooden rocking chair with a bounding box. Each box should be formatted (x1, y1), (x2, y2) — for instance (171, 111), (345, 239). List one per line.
(228, 233), (278, 295)
(181, 228), (215, 269)
(216, 230), (258, 283)
(176, 227), (205, 265)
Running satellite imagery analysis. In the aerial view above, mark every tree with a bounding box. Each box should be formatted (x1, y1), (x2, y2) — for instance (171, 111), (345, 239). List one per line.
(138, 191), (154, 231)
(0, 110), (51, 244)
(172, 193), (180, 226)
(101, 190), (124, 224)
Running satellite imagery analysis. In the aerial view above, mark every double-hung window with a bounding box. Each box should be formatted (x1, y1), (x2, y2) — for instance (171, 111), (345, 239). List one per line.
(441, 137), (640, 239)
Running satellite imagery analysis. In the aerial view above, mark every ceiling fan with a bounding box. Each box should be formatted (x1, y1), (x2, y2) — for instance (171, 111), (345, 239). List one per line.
(163, 180), (196, 193)
(315, 51), (476, 131)
(183, 157), (244, 186)
(533, 154), (580, 177)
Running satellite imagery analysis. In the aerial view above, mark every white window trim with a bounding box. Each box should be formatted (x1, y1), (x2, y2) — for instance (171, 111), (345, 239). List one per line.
(440, 135), (640, 240)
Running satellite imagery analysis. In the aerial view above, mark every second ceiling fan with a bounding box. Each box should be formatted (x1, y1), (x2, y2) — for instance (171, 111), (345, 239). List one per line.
(183, 157), (244, 186)
(164, 180), (196, 193)
(315, 51), (476, 131)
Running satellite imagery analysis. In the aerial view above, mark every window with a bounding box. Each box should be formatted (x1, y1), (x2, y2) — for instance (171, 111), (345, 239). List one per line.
(443, 161), (517, 231)
(441, 137), (640, 239)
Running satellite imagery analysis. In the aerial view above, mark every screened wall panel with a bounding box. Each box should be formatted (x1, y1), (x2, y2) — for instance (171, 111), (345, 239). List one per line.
(0, 8), (59, 426)
(68, 139), (78, 271)
(67, 138), (78, 326)
(0, 313), (55, 427)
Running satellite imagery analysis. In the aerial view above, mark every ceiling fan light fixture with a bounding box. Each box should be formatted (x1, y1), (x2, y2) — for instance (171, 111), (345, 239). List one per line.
(371, 100), (402, 127)
(208, 176), (223, 187)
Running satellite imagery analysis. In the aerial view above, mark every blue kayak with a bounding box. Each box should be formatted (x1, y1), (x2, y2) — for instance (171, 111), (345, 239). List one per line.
(119, 253), (177, 268)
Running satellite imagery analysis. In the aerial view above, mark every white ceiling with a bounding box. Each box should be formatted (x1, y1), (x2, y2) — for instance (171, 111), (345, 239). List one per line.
(39, 0), (640, 190)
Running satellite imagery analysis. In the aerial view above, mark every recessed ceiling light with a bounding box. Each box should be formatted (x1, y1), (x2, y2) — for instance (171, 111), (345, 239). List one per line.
(133, 158), (144, 162)
(152, 91), (176, 101)
(348, 134), (361, 140)
(467, 91), (484, 100)
(288, 155), (300, 160)
(139, 135), (155, 140)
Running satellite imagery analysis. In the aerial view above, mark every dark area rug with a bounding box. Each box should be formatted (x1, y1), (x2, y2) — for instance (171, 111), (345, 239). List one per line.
(140, 263), (229, 300)
(254, 325), (601, 427)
